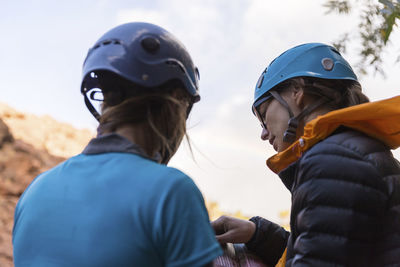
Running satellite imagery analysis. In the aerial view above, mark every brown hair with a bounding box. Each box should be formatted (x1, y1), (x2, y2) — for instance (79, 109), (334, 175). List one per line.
(275, 76), (370, 110)
(97, 71), (191, 164)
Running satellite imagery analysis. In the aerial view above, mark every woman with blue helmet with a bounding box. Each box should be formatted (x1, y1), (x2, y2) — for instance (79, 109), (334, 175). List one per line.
(212, 43), (400, 266)
(13, 22), (222, 266)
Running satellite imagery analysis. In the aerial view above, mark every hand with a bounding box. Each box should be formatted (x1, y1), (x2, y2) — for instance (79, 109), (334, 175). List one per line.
(211, 215), (256, 244)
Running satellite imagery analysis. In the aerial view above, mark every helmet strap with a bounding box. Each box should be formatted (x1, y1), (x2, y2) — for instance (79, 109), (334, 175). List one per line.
(283, 97), (329, 143)
(269, 91), (294, 117)
(269, 90), (328, 143)
(268, 91), (297, 143)
(283, 117), (299, 143)
(84, 92), (101, 122)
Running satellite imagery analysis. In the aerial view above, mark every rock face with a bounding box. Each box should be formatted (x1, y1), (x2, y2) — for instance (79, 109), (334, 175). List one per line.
(0, 103), (94, 267)
(0, 103), (94, 158)
(0, 118), (66, 266)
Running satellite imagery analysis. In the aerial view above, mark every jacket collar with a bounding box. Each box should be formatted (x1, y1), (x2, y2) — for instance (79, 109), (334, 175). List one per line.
(278, 161), (297, 191)
(267, 96), (400, 174)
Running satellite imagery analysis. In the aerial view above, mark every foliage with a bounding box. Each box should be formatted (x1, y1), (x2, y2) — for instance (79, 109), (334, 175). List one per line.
(324, 0), (400, 76)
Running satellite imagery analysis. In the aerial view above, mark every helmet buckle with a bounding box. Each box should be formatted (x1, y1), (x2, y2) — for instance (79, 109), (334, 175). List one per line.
(283, 118), (298, 143)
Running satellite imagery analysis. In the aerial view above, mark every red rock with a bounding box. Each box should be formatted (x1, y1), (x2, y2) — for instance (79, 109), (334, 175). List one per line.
(0, 104), (93, 266)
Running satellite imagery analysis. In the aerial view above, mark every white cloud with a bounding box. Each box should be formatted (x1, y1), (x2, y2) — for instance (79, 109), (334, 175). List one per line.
(217, 94), (248, 118)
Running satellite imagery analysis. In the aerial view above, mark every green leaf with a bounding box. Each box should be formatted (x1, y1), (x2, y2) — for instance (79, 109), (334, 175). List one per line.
(382, 12), (397, 43)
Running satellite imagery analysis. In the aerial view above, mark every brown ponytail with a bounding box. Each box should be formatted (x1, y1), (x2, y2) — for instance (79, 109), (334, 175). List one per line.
(97, 71), (191, 164)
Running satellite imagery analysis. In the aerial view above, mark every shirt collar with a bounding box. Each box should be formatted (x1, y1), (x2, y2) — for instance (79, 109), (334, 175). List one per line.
(82, 133), (161, 162)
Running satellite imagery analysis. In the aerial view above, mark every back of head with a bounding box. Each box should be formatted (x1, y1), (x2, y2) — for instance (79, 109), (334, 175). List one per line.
(80, 22), (200, 163)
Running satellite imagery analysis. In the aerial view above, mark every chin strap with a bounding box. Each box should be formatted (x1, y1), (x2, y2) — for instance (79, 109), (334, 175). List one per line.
(283, 97), (328, 143)
(269, 91), (294, 117)
(269, 91), (329, 143)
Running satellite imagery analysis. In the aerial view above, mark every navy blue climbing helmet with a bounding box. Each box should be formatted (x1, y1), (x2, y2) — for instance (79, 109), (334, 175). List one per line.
(253, 43), (359, 110)
(81, 22), (200, 120)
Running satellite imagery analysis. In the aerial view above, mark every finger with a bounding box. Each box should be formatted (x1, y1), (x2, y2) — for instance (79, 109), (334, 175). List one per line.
(211, 216), (227, 234)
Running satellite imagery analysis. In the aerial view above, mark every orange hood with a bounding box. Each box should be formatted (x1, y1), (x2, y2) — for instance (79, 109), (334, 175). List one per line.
(267, 95), (400, 174)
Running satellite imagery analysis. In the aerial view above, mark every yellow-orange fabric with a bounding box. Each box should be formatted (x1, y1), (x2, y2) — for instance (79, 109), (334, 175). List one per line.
(267, 95), (400, 174)
(275, 248), (287, 267)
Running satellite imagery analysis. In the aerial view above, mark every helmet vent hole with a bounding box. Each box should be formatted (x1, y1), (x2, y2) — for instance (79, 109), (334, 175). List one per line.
(89, 89), (104, 101)
(166, 60), (186, 74)
(256, 74), (264, 88)
(94, 39), (122, 49)
(330, 48), (341, 56)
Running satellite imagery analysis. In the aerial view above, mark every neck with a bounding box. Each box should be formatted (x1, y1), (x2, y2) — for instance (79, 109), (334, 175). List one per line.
(303, 106), (333, 124)
(114, 125), (159, 158)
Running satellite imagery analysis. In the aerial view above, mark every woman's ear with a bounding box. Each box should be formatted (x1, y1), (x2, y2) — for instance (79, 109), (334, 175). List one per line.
(292, 87), (305, 109)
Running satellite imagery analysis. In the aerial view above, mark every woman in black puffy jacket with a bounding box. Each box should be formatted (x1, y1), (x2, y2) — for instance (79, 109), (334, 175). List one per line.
(212, 43), (400, 266)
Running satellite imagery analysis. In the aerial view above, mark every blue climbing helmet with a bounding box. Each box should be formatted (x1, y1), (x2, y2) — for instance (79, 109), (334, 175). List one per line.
(81, 22), (200, 121)
(252, 43), (360, 143)
(253, 43), (358, 108)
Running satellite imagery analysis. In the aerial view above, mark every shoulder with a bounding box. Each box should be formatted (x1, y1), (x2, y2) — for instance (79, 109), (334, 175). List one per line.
(125, 158), (201, 198)
(97, 152), (195, 185)
(295, 129), (391, 195)
(160, 166), (202, 198)
(302, 129), (399, 177)
(158, 166), (199, 194)
(302, 129), (398, 173)
(306, 128), (388, 160)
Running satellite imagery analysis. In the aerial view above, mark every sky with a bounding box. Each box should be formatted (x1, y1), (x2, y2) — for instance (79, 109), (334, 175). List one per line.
(1, 0), (399, 222)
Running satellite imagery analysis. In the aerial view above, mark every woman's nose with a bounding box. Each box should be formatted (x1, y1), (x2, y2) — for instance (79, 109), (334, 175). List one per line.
(261, 127), (269, 140)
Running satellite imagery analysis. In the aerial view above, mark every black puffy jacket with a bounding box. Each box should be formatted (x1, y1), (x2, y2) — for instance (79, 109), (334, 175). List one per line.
(246, 128), (400, 266)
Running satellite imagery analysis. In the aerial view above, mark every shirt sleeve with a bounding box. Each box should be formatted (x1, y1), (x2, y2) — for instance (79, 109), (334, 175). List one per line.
(154, 170), (223, 267)
(245, 216), (289, 266)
